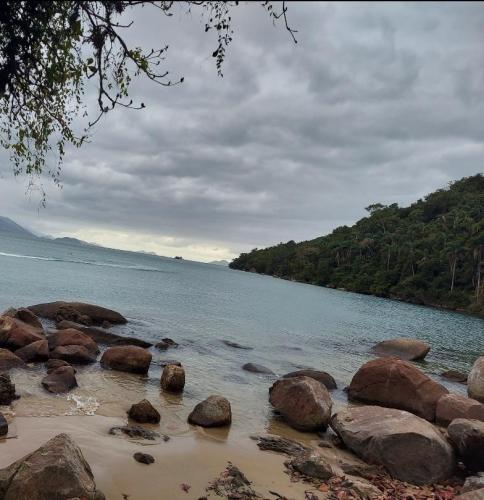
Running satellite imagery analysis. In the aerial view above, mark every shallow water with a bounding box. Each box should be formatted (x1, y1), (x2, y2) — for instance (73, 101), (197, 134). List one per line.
(0, 234), (483, 433)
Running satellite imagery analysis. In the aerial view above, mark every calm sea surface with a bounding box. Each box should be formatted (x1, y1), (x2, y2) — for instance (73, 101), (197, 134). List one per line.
(0, 234), (483, 432)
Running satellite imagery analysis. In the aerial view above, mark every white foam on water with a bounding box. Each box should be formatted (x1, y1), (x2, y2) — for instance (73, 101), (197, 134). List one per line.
(65, 395), (100, 416)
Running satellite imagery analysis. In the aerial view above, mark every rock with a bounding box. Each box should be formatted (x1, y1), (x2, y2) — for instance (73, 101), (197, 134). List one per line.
(100, 345), (151, 374)
(133, 452), (155, 465)
(0, 316), (44, 350)
(254, 435), (311, 456)
(448, 419), (484, 472)
(283, 369), (337, 390)
(50, 345), (97, 364)
(442, 369), (468, 384)
(455, 489), (484, 499)
(2, 307), (43, 331)
(461, 474), (484, 494)
(14, 339), (49, 362)
(331, 405), (455, 485)
(0, 349), (26, 371)
(56, 320), (152, 347)
(468, 357), (484, 403)
(109, 425), (159, 440)
(155, 338), (178, 350)
(41, 366), (78, 393)
(342, 475), (382, 499)
(348, 357), (448, 421)
(47, 328), (100, 354)
(55, 304), (93, 326)
(289, 452), (337, 480)
(222, 340), (253, 350)
(372, 337), (430, 361)
(160, 364), (185, 393)
(188, 395), (232, 427)
(269, 376), (332, 432)
(242, 363), (274, 374)
(206, 463), (260, 499)
(46, 358), (71, 373)
(0, 433), (104, 499)
(128, 399), (160, 424)
(159, 359), (182, 367)
(436, 394), (484, 427)
(0, 374), (18, 405)
(28, 301), (127, 325)
(0, 413), (7, 436)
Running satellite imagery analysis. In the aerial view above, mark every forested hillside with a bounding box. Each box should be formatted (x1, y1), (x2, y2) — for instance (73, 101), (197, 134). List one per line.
(230, 175), (484, 316)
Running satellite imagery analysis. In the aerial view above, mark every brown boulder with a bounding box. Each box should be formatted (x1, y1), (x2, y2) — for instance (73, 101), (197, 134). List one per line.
(100, 345), (151, 374)
(0, 433), (104, 499)
(436, 394), (484, 427)
(128, 399), (160, 424)
(46, 358), (71, 373)
(448, 419), (484, 472)
(283, 369), (337, 390)
(0, 374), (18, 405)
(160, 364), (185, 393)
(0, 316), (44, 350)
(47, 328), (99, 354)
(15, 340), (49, 362)
(2, 308), (43, 332)
(269, 376), (332, 432)
(331, 405), (455, 485)
(50, 345), (97, 364)
(0, 349), (26, 371)
(188, 395), (232, 427)
(468, 357), (484, 403)
(372, 337), (430, 361)
(41, 366), (78, 393)
(348, 357), (448, 421)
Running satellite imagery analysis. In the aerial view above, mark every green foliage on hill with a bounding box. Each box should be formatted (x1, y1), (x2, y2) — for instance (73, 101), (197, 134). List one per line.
(230, 175), (484, 316)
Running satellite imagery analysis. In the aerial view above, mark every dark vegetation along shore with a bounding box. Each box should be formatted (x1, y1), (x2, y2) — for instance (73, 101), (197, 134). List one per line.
(0, 302), (483, 497)
(230, 174), (484, 317)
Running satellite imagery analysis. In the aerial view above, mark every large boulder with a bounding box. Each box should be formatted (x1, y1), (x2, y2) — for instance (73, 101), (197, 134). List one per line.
(2, 308), (43, 332)
(468, 357), (484, 403)
(188, 395), (232, 427)
(348, 357), (448, 421)
(47, 328), (99, 354)
(28, 301), (127, 325)
(15, 339), (49, 362)
(50, 345), (97, 364)
(331, 405), (455, 485)
(0, 433), (104, 499)
(160, 364), (185, 392)
(41, 366), (78, 394)
(0, 349), (26, 371)
(269, 376), (332, 432)
(372, 337), (430, 361)
(0, 374), (18, 405)
(448, 419), (484, 472)
(0, 316), (44, 350)
(436, 394), (484, 427)
(100, 346), (151, 374)
(128, 399), (160, 424)
(282, 369), (337, 390)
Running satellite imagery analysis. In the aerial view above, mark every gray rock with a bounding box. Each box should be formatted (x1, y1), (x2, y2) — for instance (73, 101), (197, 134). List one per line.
(448, 418), (484, 472)
(188, 395), (232, 427)
(109, 425), (159, 441)
(468, 357), (484, 403)
(289, 452), (337, 480)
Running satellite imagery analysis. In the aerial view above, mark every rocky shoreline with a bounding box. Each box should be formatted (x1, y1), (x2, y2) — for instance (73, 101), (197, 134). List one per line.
(0, 302), (483, 498)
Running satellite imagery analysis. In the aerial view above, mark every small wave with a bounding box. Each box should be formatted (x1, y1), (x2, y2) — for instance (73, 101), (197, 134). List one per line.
(66, 395), (100, 416)
(0, 251), (61, 262)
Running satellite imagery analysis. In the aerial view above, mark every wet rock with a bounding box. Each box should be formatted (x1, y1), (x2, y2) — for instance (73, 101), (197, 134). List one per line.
(0, 316), (45, 350)
(0, 349), (26, 371)
(468, 357), (484, 403)
(188, 395), (232, 427)
(159, 359), (182, 367)
(2, 307), (43, 332)
(289, 452), (337, 480)
(448, 418), (484, 472)
(0, 374), (18, 405)
(48, 328), (99, 354)
(46, 358), (71, 373)
(222, 340), (253, 350)
(155, 338), (178, 350)
(101, 345), (151, 374)
(28, 301), (127, 325)
(160, 364), (185, 393)
(0, 433), (104, 499)
(348, 357), (448, 421)
(372, 337), (430, 361)
(253, 435), (311, 456)
(41, 366), (78, 394)
(50, 344), (97, 364)
(55, 304), (93, 326)
(442, 369), (468, 384)
(269, 376), (332, 432)
(331, 405), (455, 485)
(242, 363), (274, 374)
(109, 425), (159, 440)
(283, 369), (337, 390)
(133, 452), (155, 465)
(0, 413), (7, 436)
(15, 339), (49, 362)
(436, 394), (484, 427)
(128, 399), (160, 424)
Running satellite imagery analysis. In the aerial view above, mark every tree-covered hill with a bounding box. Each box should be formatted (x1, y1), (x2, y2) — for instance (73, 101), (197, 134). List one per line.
(230, 175), (484, 316)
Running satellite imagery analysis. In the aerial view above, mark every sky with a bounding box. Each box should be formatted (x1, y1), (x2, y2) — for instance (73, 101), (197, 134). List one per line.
(1, 2), (483, 262)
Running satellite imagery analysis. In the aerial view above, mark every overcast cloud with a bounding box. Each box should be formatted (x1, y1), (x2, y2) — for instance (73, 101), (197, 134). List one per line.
(1, 2), (483, 261)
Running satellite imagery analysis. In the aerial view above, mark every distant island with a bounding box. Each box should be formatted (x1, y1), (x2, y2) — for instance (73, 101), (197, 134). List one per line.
(230, 174), (484, 317)
(209, 260), (229, 266)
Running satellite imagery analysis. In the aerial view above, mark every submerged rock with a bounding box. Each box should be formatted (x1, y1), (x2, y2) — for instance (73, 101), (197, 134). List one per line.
(41, 366), (78, 394)
(159, 359), (182, 367)
(441, 369), (468, 384)
(436, 394), (484, 427)
(468, 357), (484, 403)
(160, 364), (185, 393)
(372, 337), (430, 361)
(101, 345), (151, 374)
(242, 363), (274, 374)
(188, 395), (232, 427)
(348, 357), (447, 421)
(269, 376), (332, 432)
(109, 425), (159, 441)
(50, 344), (97, 364)
(128, 399), (160, 424)
(15, 339), (49, 362)
(448, 418), (484, 472)
(0, 433), (104, 499)
(222, 340), (253, 350)
(331, 405), (455, 485)
(48, 328), (99, 354)
(0, 349), (26, 371)
(0, 316), (44, 350)
(0, 374), (18, 405)
(155, 338), (178, 350)
(283, 369), (337, 390)
(133, 452), (155, 465)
